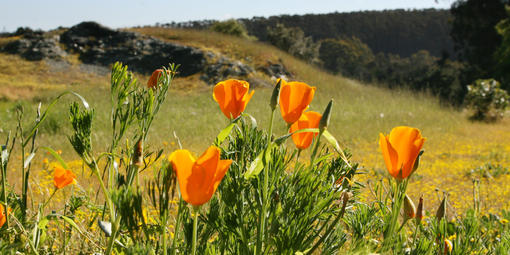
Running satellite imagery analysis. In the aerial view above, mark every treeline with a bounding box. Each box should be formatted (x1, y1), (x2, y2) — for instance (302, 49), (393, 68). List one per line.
(239, 9), (454, 58)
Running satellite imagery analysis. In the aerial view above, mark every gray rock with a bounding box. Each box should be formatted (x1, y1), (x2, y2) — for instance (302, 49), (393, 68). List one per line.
(60, 21), (205, 76)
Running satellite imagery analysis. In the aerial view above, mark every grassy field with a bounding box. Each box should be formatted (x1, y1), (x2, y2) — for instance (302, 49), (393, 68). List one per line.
(1, 27), (509, 217)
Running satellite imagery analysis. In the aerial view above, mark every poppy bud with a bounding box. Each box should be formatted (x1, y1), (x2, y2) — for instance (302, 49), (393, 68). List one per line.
(416, 195), (424, 224)
(436, 195), (447, 220)
(270, 79), (281, 111)
(133, 138), (143, 167)
(403, 194), (416, 221)
(319, 99), (333, 132)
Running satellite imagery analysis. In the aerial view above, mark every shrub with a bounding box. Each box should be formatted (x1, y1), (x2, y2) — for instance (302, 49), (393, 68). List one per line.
(465, 78), (509, 121)
(267, 23), (319, 63)
(210, 19), (251, 39)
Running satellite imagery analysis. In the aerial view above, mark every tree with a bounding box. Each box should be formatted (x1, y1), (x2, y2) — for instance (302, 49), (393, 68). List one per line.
(494, 6), (510, 89)
(450, 0), (508, 79)
(266, 23), (319, 63)
(318, 37), (374, 80)
(210, 19), (251, 39)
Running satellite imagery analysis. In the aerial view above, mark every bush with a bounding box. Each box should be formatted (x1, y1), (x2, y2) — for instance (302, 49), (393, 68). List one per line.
(210, 19), (251, 39)
(465, 78), (509, 121)
(267, 23), (319, 63)
(319, 37), (374, 80)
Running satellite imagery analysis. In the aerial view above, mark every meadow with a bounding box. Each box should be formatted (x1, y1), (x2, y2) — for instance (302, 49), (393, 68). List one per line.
(0, 28), (509, 254)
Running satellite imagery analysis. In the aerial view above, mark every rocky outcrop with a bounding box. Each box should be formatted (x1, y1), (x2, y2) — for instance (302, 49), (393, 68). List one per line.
(59, 22), (205, 76)
(1, 22), (292, 84)
(2, 33), (66, 61)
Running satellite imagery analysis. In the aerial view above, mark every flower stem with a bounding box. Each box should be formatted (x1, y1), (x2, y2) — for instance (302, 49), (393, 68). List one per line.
(256, 108), (276, 255)
(192, 207), (200, 255)
(171, 198), (183, 255)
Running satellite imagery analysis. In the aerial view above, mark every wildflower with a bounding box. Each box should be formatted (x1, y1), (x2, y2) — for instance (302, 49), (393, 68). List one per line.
(501, 218), (509, 224)
(278, 79), (316, 124)
(379, 126), (425, 179)
(0, 204), (11, 228)
(403, 194), (416, 221)
(53, 166), (77, 189)
(213, 79), (254, 119)
(169, 146), (232, 206)
(444, 239), (453, 254)
(147, 69), (170, 89)
(289, 111), (322, 149)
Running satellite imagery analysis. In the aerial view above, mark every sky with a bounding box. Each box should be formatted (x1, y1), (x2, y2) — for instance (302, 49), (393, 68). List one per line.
(0, 0), (453, 32)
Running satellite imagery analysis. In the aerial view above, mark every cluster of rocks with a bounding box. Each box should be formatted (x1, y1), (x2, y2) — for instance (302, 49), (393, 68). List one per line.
(2, 28), (66, 61)
(1, 22), (291, 85)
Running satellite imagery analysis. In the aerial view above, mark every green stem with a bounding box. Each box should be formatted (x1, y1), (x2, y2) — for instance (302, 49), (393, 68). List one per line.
(162, 214), (168, 255)
(192, 207), (199, 255)
(171, 198), (184, 255)
(256, 108), (276, 255)
(41, 189), (58, 211)
(383, 179), (408, 248)
(412, 221), (420, 246)
(105, 215), (122, 254)
(309, 130), (324, 167)
(1, 163), (9, 230)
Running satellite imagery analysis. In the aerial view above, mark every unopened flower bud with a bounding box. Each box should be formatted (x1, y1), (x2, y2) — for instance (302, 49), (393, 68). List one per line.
(133, 139), (143, 167)
(416, 195), (424, 224)
(270, 79), (282, 111)
(436, 196), (447, 220)
(319, 99), (333, 132)
(403, 194), (416, 221)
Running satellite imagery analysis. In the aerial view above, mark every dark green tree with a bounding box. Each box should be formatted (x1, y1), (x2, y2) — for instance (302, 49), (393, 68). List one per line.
(266, 23), (319, 63)
(494, 5), (510, 89)
(450, 0), (508, 79)
(319, 37), (374, 81)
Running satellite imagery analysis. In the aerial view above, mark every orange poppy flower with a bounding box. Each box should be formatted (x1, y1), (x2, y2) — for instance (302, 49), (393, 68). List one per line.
(289, 111), (322, 149)
(53, 166), (77, 189)
(213, 79), (254, 119)
(279, 79), (316, 124)
(169, 146), (232, 206)
(444, 239), (453, 254)
(147, 69), (170, 89)
(379, 126), (425, 180)
(0, 203), (10, 228)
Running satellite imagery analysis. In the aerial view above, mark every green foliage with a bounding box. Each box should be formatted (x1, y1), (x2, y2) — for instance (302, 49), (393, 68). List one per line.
(495, 5), (510, 89)
(210, 19), (251, 39)
(465, 78), (509, 121)
(450, 0), (508, 80)
(68, 102), (94, 158)
(175, 120), (359, 254)
(240, 9), (454, 58)
(319, 37), (374, 80)
(267, 23), (319, 63)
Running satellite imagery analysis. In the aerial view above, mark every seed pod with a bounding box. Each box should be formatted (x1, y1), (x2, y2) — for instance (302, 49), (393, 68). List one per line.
(270, 79), (282, 111)
(416, 195), (424, 224)
(403, 194), (416, 221)
(436, 195), (447, 220)
(319, 99), (333, 132)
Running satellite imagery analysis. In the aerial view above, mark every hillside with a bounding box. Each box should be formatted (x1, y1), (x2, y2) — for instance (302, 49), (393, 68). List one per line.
(0, 24), (509, 216)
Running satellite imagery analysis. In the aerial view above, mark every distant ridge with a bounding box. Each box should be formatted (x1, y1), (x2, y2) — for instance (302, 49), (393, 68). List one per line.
(161, 9), (453, 58)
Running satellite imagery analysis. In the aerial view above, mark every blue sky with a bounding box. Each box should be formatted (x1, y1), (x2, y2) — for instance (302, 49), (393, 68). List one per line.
(0, 0), (453, 32)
